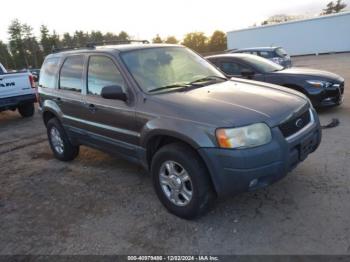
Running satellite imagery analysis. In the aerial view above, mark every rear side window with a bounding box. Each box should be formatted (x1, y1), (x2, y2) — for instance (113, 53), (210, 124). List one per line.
(245, 51), (258, 55)
(220, 61), (250, 75)
(39, 57), (60, 88)
(259, 51), (274, 59)
(87, 56), (125, 96)
(59, 55), (84, 92)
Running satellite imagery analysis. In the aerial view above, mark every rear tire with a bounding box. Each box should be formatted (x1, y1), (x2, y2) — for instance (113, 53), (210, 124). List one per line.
(151, 143), (215, 219)
(47, 118), (79, 161)
(18, 102), (34, 118)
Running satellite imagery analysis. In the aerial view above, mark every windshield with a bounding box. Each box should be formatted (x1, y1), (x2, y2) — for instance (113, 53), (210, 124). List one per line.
(241, 55), (284, 73)
(121, 46), (226, 92)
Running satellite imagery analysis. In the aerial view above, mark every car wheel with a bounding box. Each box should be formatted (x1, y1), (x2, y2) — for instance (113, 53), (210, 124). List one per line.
(151, 143), (215, 219)
(47, 118), (79, 161)
(18, 102), (34, 117)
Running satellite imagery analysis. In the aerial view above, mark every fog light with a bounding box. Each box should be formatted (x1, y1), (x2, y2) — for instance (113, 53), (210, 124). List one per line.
(249, 179), (258, 188)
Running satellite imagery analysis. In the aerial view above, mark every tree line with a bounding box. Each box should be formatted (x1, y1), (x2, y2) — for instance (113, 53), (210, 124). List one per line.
(321, 0), (347, 15)
(152, 31), (227, 55)
(0, 19), (227, 70)
(0, 19), (131, 70)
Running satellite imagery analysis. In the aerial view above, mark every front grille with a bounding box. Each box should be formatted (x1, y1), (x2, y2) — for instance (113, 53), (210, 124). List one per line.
(279, 109), (311, 138)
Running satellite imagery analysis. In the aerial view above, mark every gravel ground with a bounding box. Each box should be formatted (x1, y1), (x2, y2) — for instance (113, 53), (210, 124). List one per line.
(0, 53), (349, 255)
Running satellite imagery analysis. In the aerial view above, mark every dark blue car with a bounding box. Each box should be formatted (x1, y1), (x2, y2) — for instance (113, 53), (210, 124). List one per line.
(228, 46), (292, 68)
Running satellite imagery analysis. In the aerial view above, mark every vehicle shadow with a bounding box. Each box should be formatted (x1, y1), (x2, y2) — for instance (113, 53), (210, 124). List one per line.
(0, 110), (33, 127)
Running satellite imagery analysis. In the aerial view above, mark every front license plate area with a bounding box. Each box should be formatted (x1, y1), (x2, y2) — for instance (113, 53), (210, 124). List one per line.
(299, 134), (317, 161)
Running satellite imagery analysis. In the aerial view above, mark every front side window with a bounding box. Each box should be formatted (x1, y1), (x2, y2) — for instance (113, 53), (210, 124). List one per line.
(121, 47), (225, 92)
(59, 55), (84, 92)
(87, 56), (125, 96)
(39, 57), (60, 88)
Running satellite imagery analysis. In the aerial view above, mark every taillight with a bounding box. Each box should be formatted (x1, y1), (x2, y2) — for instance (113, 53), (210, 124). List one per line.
(29, 74), (38, 103)
(29, 74), (35, 88)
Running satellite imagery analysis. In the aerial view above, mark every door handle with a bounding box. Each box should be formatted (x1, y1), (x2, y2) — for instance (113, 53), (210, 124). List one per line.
(88, 104), (97, 113)
(54, 97), (61, 103)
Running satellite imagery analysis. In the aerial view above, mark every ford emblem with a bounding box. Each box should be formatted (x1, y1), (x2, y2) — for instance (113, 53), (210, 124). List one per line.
(295, 118), (303, 128)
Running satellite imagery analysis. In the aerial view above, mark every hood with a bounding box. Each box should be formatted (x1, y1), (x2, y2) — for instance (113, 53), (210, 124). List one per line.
(147, 80), (309, 128)
(276, 67), (344, 82)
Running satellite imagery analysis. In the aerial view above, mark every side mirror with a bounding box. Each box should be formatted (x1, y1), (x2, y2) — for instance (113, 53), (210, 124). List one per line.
(241, 69), (255, 78)
(101, 85), (127, 101)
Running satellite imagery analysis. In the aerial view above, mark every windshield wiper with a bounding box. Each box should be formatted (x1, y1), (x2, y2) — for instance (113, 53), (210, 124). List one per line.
(189, 75), (227, 85)
(148, 76), (227, 93)
(148, 83), (189, 93)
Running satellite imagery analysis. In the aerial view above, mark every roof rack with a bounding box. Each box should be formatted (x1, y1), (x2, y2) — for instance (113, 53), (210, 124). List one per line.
(52, 39), (149, 53)
(86, 39), (149, 48)
(51, 46), (93, 53)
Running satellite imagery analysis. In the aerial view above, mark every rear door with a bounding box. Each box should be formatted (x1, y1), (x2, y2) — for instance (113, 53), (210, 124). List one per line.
(56, 55), (89, 134)
(81, 54), (138, 157)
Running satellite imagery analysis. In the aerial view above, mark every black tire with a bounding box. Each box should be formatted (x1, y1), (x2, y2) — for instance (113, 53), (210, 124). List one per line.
(151, 143), (215, 219)
(47, 118), (79, 161)
(18, 102), (34, 118)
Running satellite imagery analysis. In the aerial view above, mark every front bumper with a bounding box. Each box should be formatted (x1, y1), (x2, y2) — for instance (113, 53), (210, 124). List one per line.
(198, 109), (321, 197)
(0, 94), (36, 111)
(310, 82), (344, 107)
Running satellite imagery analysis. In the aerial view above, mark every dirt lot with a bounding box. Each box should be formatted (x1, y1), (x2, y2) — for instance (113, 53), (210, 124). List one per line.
(0, 53), (349, 255)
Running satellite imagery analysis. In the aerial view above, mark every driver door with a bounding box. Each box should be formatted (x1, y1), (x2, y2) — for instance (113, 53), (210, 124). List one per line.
(82, 54), (138, 158)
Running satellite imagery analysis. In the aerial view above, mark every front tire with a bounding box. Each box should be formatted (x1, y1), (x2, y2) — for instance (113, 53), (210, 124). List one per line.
(47, 118), (79, 161)
(151, 143), (215, 219)
(18, 102), (34, 118)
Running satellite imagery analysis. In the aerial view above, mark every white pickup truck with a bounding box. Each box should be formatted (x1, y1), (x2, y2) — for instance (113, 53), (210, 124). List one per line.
(0, 62), (36, 117)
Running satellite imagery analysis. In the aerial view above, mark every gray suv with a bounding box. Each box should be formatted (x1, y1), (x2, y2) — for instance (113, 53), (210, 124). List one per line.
(38, 42), (321, 219)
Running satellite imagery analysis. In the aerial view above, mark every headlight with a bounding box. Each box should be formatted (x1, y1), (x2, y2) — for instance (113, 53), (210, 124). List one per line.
(216, 123), (272, 149)
(306, 80), (332, 88)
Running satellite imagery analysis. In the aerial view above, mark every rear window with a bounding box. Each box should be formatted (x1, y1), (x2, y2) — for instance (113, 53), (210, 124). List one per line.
(275, 48), (288, 58)
(240, 55), (283, 73)
(59, 55), (85, 92)
(39, 57), (60, 88)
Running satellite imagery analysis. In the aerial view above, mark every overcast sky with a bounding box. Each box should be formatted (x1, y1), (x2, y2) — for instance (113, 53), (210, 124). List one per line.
(1, 0), (348, 41)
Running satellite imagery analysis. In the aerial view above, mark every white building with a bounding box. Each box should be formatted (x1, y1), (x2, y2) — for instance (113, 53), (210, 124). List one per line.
(227, 12), (350, 56)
